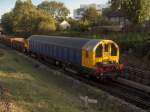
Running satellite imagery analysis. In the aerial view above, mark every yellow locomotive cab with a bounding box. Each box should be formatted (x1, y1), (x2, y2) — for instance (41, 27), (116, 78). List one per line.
(82, 40), (119, 69)
(95, 40), (119, 64)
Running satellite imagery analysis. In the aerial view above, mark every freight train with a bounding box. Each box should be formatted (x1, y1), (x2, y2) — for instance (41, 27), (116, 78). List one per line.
(0, 35), (124, 78)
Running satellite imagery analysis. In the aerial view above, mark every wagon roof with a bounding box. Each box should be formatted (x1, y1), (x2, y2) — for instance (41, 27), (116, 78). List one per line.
(11, 38), (25, 42)
(28, 35), (101, 50)
(82, 39), (101, 51)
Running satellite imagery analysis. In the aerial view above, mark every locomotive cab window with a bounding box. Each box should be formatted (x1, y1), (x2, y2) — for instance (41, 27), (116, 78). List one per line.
(105, 44), (109, 52)
(111, 44), (117, 56)
(96, 45), (102, 58)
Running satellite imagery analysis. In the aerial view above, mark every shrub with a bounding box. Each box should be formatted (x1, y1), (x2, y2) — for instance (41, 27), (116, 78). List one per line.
(107, 33), (150, 57)
(79, 20), (90, 31)
(38, 19), (56, 34)
(1, 12), (14, 34)
(1, 0), (56, 36)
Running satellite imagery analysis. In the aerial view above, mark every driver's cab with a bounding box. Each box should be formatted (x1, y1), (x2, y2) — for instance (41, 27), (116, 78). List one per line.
(95, 40), (119, 65)
(82, 40), (119, 69)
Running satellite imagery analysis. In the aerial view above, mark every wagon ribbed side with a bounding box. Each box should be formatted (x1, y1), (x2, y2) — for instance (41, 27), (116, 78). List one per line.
(28, 35), (90, 66)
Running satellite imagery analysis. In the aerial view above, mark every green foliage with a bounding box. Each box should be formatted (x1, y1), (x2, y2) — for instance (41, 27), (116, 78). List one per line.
(110, 0), (122, 11)
(67, 17), (90, 32)
(38, 1), (70, 19)
(12, 1), (38, 35)
(79, 20), (90, 31)
(67, 18), (80, 31)
(108, 33), (150, 56)
(1, 12), (14, 34)
(1, 0), (56, 36)
(102, 8), (113, 17)
(82, 7), (100, 26)
(110, 0), (150, 25)
(121, 0), (150, 25)
(38, 18), (56, 34)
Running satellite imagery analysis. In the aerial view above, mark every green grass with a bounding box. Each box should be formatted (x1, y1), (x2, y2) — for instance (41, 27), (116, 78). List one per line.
(0, 46), (128, 112)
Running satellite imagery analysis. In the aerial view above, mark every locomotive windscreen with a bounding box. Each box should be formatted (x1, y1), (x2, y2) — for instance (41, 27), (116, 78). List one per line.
(111, 44), (117, 56)
(96, 45), (103, 58)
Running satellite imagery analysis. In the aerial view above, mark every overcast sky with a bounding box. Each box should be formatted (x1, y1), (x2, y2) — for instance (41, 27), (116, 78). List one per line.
(0, 0), (109, 18)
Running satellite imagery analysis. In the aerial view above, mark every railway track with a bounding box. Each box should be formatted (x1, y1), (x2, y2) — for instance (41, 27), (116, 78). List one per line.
(106, 81), (150, 109)
(37, 58), (150, 110)
(124, 65), (150, 86)
(70, 74), (150, 110)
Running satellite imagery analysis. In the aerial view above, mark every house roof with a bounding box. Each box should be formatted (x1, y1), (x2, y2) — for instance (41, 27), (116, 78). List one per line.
(60, 20), (70, 26)
(107, 10), (124, 18)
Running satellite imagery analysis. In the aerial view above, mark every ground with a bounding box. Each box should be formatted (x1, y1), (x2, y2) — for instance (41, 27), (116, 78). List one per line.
(0, 45), (145, 112)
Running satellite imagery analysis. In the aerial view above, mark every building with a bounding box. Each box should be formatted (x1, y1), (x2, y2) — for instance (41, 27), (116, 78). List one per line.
(107, 10), (129, 26)
(73, 4), (103, 20)
(59, 20), (71, 30)
(73, 8), (85, 20)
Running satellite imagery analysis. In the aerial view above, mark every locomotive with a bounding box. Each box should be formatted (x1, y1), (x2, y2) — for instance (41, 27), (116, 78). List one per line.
(0, 35), (124, 78)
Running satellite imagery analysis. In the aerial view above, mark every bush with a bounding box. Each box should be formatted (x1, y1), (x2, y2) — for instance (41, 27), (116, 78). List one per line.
(107, 33), (150, 57)
(79, 20), (90, 31)
(38, 19), (56, 34)
(1, 12), (14, 34)
(1, 0), (56, 36)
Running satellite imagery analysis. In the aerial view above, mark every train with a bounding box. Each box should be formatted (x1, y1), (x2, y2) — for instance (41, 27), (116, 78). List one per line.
(0, 35), (124, 79)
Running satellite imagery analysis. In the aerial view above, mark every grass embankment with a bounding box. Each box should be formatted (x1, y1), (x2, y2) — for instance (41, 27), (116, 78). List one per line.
(0, 45), (129, 112)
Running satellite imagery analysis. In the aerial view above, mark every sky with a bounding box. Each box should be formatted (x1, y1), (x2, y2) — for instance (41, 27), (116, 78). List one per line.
(0, 0), (109, 18)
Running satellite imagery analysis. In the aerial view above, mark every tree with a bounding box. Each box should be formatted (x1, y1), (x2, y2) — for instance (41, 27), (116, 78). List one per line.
(1, 0), (56, 36)
(82, 7), (100, 26)
(67, 17), (80, 31)
(1, 12), (14, 34)
(121, 0), (150, 25)
(109, 0), (150, 25)
(38, 1), (70, 19)
(79, 19), (90, 31)
(110, 0), (122, 11)
(37, 11), (56, 34)
(12, 0), (38, 34)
